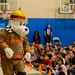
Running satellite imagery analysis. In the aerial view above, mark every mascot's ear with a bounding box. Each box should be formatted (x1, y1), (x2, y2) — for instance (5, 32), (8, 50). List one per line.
(7, 20), (11, 27)
(7, 20), (13, 27)
(8, 20), (14, 29)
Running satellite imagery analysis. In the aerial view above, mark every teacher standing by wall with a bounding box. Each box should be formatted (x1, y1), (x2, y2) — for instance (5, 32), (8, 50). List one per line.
(44, 24), (52, 45)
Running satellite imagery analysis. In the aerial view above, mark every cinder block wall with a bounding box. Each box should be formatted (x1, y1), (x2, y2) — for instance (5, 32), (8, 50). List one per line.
(20, 0), (73, 18)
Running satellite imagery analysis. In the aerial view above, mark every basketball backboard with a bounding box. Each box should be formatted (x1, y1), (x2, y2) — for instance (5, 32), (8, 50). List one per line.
(59, 0), (75, 14)
(0, 0), (19, 13)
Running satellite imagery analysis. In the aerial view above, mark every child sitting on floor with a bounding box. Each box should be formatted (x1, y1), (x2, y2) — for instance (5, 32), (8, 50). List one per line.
(54, 58), (67, 75)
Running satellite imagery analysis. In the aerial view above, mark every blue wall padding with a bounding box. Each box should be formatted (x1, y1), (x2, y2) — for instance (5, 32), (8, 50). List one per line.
(0, 18), (75, 46)
(27, 18), (75, 46)
(0, 18), (8, 27)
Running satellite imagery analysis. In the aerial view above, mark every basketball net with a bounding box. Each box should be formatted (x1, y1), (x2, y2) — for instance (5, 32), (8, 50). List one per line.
(72, 10), (75, 19)
(2, 10), (7, 20)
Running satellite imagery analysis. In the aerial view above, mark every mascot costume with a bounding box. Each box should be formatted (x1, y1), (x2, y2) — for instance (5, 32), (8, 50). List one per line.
(0, 10), (30, 75)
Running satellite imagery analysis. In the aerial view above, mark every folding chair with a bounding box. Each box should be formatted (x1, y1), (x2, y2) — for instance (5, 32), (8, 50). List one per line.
(52, 37), (61, 45)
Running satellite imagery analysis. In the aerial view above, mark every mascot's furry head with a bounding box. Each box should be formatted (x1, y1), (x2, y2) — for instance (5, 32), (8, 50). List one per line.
(6, 10), (29, 37)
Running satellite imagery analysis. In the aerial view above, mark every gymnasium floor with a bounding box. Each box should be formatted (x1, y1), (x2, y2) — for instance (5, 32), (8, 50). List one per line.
(0, 65), (47, 75)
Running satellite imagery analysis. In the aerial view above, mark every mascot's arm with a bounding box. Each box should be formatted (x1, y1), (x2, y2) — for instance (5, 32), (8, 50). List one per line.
(0, 30), (14, 59)
(23, 36), (30, 51)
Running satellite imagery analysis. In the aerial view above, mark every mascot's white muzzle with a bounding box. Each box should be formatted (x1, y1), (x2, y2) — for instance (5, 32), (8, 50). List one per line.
(7, 20), (29, 37)
(13, 25), (29, 37)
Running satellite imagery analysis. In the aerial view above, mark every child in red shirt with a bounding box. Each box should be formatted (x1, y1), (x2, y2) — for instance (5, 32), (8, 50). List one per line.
(42, 55), (52, 72)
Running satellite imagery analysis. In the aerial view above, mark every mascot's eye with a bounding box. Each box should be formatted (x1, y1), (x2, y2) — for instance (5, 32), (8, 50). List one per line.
(20, 23), (22, 26)
(23, 23), (25, 26)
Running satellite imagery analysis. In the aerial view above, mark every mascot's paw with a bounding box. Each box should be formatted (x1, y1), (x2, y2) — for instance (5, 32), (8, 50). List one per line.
(4, 48), (14, 59)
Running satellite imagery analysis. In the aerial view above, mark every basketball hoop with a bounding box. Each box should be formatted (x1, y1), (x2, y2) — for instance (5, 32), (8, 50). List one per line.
(72, 10), (75, 19)
(2, 10), (8, 20)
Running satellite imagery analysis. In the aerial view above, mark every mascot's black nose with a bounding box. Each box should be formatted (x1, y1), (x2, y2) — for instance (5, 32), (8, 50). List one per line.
(25, 28), (28, 31)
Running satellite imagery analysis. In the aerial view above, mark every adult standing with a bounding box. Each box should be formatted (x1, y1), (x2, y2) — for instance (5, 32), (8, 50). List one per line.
(44, 24), (52, 45)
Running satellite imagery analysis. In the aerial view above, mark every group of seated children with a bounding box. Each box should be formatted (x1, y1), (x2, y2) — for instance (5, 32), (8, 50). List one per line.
(24, 41), (75, 75)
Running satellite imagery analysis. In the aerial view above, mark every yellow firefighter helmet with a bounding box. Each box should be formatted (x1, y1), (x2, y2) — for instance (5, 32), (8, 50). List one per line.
(8, 10), (26, 21)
